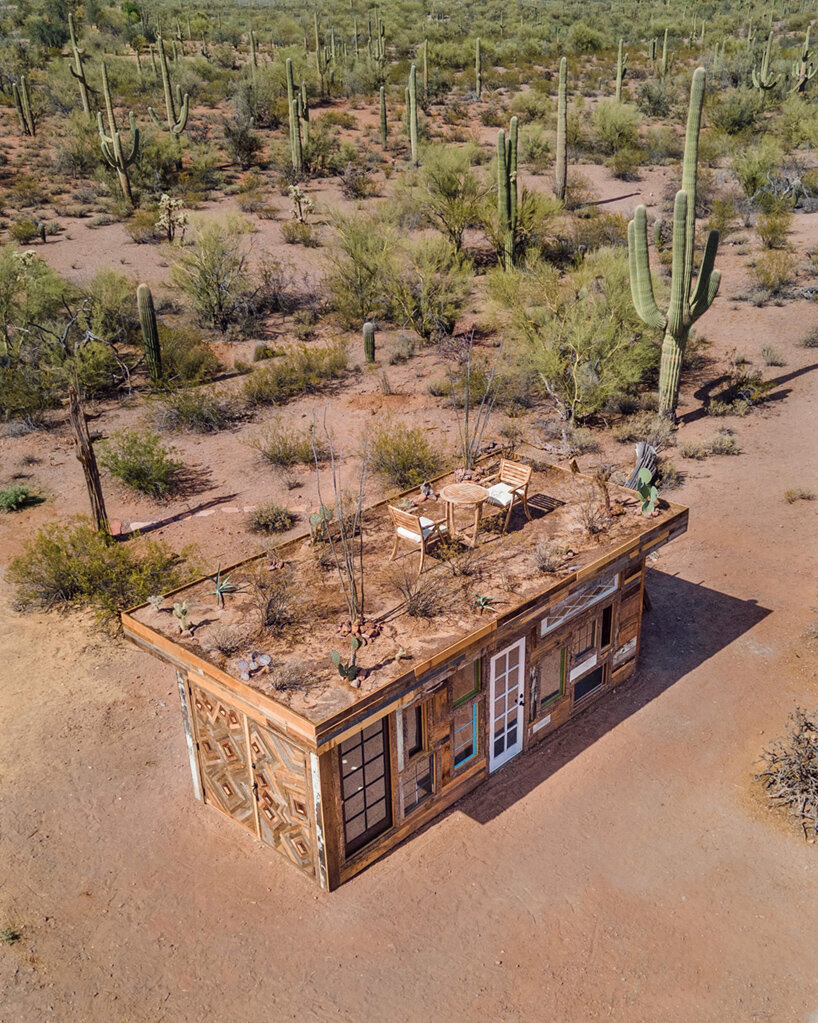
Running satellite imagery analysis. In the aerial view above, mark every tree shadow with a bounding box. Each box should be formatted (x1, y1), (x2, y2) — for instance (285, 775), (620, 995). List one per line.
(119, 492), (240, 541)
(457, 569), (771, 824)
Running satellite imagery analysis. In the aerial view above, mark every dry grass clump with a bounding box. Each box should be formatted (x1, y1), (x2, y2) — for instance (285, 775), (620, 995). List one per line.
(785, 487), (815, 504)
(611, 411), (676, 450)
(249, 418), (328, 467)
(679, 430), (741, 459)
(756, 707), (818, 839)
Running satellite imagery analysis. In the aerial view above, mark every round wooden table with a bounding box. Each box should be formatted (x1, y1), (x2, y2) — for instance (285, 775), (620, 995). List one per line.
(439, 482), (490, 548)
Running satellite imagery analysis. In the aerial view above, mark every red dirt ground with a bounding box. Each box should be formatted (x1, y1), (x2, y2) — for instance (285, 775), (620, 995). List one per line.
(2, 154), (818, 1020)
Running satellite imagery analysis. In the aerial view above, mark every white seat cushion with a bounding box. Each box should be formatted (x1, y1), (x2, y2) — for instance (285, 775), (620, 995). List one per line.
(486, 482), (514, 507)
(396, 517), (447, 544)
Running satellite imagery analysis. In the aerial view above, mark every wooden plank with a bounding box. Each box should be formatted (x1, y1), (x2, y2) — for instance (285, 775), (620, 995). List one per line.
(176, 671), (203, 801)
(244, 712), (261, 840)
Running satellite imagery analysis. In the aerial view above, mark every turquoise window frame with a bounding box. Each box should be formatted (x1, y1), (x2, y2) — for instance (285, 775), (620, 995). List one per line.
(453, 701), (479, 769)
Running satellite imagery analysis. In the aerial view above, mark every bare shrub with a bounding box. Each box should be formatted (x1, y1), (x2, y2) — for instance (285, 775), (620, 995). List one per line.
(252, 569), (300, 631)
(757, 707), (818, 838)
(785, 487), (815, 504)
(391, 569), (445, 618)
(210, 624), (248, 655)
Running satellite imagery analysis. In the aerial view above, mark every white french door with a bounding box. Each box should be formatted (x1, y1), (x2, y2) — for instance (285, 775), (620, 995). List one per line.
(489, 638), (526, 772)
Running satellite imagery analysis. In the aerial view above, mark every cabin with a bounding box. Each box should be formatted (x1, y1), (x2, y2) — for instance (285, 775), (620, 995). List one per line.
(122, 454), (688, 890)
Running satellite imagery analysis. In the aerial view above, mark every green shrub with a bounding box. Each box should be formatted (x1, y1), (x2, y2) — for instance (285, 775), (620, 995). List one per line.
(153, 387), (241, 432)
(750, 249), (796, 299)
(325, 214), (396, 326)
(369, 419), (443, 489)
(757, 207), (792, 249)
(732, 138), (783, 199)
(280, 220), (318, 246)
(242, 341), (348, 407)
(391, 237), (472, 343)
(100, 429), (184, 497)
(250, 501), (297, 533)
(592, 101), (641, 156)
(161, 326), (222, 385)
(0, 485), (39, 512)
(249, 418), (328, 467)
(9, 220), (42, 244)
(7, 519), (193, 624)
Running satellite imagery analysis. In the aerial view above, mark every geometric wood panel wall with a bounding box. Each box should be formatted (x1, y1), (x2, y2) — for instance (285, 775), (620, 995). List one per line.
(190, 686), (256, 831)
(189, 682), (317, 880)
(248, 723), (314, 877)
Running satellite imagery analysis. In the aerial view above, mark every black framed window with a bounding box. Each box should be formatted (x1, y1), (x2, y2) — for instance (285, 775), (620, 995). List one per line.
(574, 664), (606, 704)
(339, 719), (392, 856)
(404, 704), (423, 759)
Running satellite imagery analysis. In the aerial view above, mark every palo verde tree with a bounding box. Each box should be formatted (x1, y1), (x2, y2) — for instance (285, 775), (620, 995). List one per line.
(627, 66), (720, 419)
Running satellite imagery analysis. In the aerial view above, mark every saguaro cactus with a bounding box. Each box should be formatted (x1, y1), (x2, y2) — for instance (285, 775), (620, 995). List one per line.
(615, 38), (628, 101)
(149, 36), (189, 138)
(137, 283), (162, 383)
(627, 67), (721, 419)
(291, 98), (303, 174)
(422, 38), (429, 98)
(408, 62), (418, 165)
(363, 321), (376, 363)
(379, 85), (387, 146)
(67, 13), (91, 117)
(97, 63), (140, 205)
(555, 57), (567, 202)
(475, 37), (482, 98)
(497, 117), (518, 270)
(791, 26), (816, 93)
(13, 77), (35, 136)
(752, 31), (781, 90)
(660, 28), (669, 79)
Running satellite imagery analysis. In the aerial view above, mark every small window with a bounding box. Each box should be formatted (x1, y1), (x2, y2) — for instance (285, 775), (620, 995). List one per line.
(574, 664), (606, 704)
(401, 754), (434, 813)
(403, 704), (423, 759)
(573, 619), (597, 660)
(452, 660), (481, 706)
(600, 605), (613, 648)
(453, 702), (478, 768)
(537, 646), (566, 710)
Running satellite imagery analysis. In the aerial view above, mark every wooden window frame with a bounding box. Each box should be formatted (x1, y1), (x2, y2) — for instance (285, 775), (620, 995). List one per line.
(537, 646), (567, 713)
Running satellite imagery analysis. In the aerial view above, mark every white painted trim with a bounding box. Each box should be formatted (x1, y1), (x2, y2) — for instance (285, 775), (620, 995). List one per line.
(488, 637), (526, 773)
(532, 713), (552, 734)
(176, 671), (203, 801)
(395, 706), (405, 772)
(570, 652), (598, 681)
(310, 752), (328, 891)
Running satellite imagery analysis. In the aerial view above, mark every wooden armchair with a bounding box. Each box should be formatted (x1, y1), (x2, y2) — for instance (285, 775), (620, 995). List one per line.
(388, 506), (448, 576)
(485, 458), (533, 530)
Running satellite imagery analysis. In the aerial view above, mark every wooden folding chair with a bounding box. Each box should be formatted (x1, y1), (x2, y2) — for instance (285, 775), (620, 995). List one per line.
(388, 506), (448, 576)
(485, 458), (533, 531)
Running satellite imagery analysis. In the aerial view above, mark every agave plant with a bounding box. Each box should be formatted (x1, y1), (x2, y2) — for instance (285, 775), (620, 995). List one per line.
(210, 563), (246, 608)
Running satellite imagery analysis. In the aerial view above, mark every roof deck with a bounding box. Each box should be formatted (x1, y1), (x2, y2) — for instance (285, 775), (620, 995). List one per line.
(123, 453), (688, 741)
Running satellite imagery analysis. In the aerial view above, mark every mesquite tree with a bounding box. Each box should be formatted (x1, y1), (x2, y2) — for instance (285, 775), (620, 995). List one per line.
(627, 67), (720, 419)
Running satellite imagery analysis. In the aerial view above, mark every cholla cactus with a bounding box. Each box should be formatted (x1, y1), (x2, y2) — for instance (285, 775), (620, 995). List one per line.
(156, 194), (188, 243)
(288, 184), (313, 223)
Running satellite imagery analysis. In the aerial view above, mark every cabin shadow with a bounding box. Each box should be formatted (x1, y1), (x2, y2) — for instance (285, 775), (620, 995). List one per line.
(454, 568), (770, 825)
